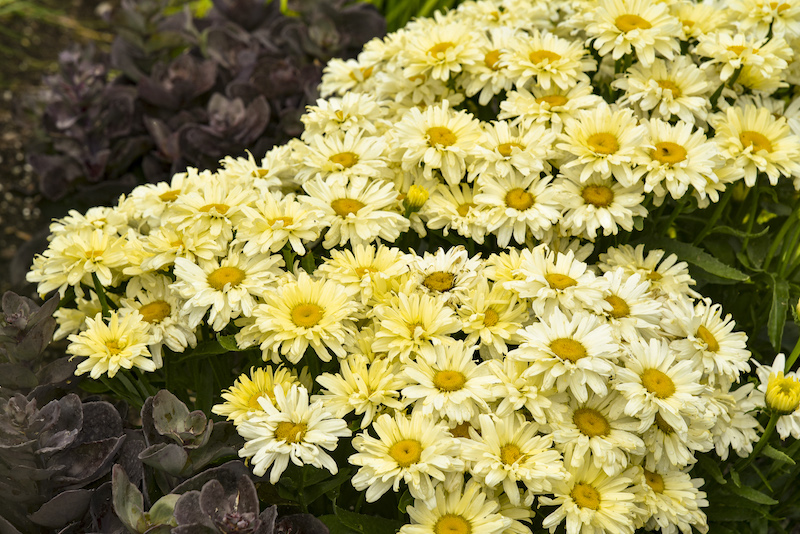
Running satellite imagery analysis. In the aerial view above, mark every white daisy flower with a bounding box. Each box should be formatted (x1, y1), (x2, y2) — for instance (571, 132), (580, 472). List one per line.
(301, 93), (386, 138)
(490, 358), (565, 423)
(138, 225), (226, 273)
(294, 130), (390, 184)
(512, 307), (619, 402)
(672, 2), (729, 40)
(319, 57), (379, 98)
(633, 465), (709, 534)
(469, 121), (555, 181)
(729, 0), (800, 39)
(237, 385), (351, 484)
(409, 246), (483, 306)
(498, 84), (605, 133)
(459, 279), (529, 359)
(696, 31), (792, 84)
(754, 353), (800, 439)
(500, 29), (595, 90)
(615, 338), (707, 433)
(421, 182), (491, 244)
(705, 382), (760, 460)
(598, 244), (697, 299)
(235, 192), (324, 256)
(464, 414), (566, 503)
(401, 20), (482, 82)
(213, 366), (302, 426)
(172, 249), (282, 331)
(458, 26), (518, 105)
(401, 341), (498, 423)
(599, 269), (662, 344)
(67, 311), (156, 379)
(349, 408), (464, 503)
(316, 244), (410, 306)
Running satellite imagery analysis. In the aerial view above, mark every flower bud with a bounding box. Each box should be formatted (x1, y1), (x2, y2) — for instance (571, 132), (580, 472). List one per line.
(403, 184), (429, 214)
(766, 371), (800, 415)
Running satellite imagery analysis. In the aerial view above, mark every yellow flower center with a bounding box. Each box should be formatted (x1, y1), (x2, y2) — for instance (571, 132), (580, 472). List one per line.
(433, 370), (467, 392)
(581, 185), (615, 208)
(199, 203), (230, 214)
(85, 250), (103, 261)
(573, 407), (611, 437)
(571, 483), (601, 510)
(423, 271), (456, 292)
(550, 338), (588, 363)
(275, 421), (307, 443)
(545, 273), (578, 290)
(159, 189), (181, 201)
(427, 126), (458, 147)
(652, 141), (688, 165)
(248, 391), (269, 410)
(587, 133), (620, 155)
(770, 2), (791, 13)
(329, 152), (359, 168)
(389, 439), (422, 467)
(456, 202), (476, 216)
(105, 340), (122, 356)
(766, 372), (800, 414)
(529, 50), (562, 64)
(355, 266), (376, 277)
(348, 65), (374, 81)
(483, 309), (499, 327)
(654, 413), (674, 434)
(252, 168), (270, 178)
(615, 14), (653, 32)
(536, 94), (568, 107)
(434, 514), (472, 534)
(696, 325), (720, 352)
(497, 141), (525, 157)
(641, 368), (676, 398)
(500, 443), (523, 465)
(505, 188), (535, 210)
(484, 49), (501, 70)
(450, 422), (472, 438)
(207, 266), (246, 291)
(138, 301), (171, 323)
(727, 45), (748, 55)
(644, 469), (665, 493)
(291, 303), (324, 328)
(428, 41), (456, 56)
(740, 131), (773, 153)
(656, 79), (682, 97)
(268, 216), (294, 227)
(647, 270), (663, 281)
(331, 198), (365, 217)
(604, 295), (630, 318)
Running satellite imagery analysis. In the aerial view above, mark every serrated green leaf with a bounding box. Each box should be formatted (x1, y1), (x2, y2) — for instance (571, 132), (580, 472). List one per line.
(335, 505), (403, 534)
(729, 484), (779, 505)
(769, 277), (790, 351)
(647, 238), (749, 281)
(764, 444), (796, 465)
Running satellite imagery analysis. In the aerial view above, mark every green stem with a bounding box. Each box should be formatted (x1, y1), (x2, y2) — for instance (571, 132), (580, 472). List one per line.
(778, 222), (800, 277)
(739, 412), (780, 471)
(92, 273), (111, 318)
(662, 197), (688, 236)
(785, 334), (800, 372)
(741, 184), (762, 250)
(693, 187), (734, 245)
(710, 65), (743, 110)
(762, 211), (798, 272)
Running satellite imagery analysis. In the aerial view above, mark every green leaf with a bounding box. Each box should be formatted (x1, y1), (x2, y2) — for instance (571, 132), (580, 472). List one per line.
(706, 505), (760, 522)
(729, 485), (779, 505)
(730, 469), (741, 488)
(146, 494), (179, 527)
(217, 334), (243, 352)
(175, 339), (228, 361)
(647, 238), (749, 281)
(769, 277), (790, 351)
(764, 444), (796, 465)
(319, 514), (359, 534)
(697, 455), (727, 485)
(302, 469), (353, 505)
(334, 505), (403, 534)
(397, 490), (413, 514)
(708, 225), (770, 239)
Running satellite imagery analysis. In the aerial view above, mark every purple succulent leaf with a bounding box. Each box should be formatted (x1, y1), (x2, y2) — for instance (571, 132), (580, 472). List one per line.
(200, 476), (260, 531)
(116, 429), (147, 489)
(34, 357), (80, 391)
(253, 505), (276, 534)
(210, 0), (278, 31)
(237, 96), (270, 143)
(110, 38), (147, 81)
(138, 54), (217, 110)
(50, 435), (126, 487)
(139, 442), (188, 476)
(324, 2), (385, 55)
(84, 148), (112, 182)
(28, 489), (93, 529)
(144, 117), (180, 162)
(275, 514), (329, 534)
(76, 402), (123, 444)
(0, 364), (38, 390)
(251, 56), (301, 99)
(101, 85), (139, 138)
(170, 460), (252, 496)
(205, 25), (258, 72)
(173, 490), (219, 531)
(184, 422), (240, 473)
(0, 514), (24, 534)
(2, 292), (37, 329)
(34, 394), (82, 451)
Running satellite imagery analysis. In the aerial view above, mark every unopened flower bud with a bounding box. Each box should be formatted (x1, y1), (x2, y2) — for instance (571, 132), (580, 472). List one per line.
(766, 371), (800, 415)
(403, 185), (429, 215)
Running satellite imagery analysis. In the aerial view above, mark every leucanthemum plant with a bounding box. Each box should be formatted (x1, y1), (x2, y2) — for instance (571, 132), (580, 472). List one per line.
(25, 0), (800, 533)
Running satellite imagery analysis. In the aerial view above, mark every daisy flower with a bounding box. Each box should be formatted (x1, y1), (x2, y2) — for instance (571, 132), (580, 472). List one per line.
(401, 20), (482, 82)
(549, 392), (645, 476)
(712, 104), (800, 186)
(640, 119), (719, 201)
(540, 454), (640, 534)
(582, 0), (681, 66)
(512, 307), (619, 403)
(640, 412), (715, 472)
(473, 172), (562, 247)
(483, 248), (528, 288)
(213, 366), (302, 425)
(459, 279), (529, 359)
(672, 2), (729, 40)
(464, 414), (566, 503)
(696, 31), (792, 84)
(469, 121), (555, 181)
(218, 149), (284, 190)
(294, 130), (390, 184)
(319, 57), (378, 98)
(498, 84), (605, 133)
(662, 297), (750, 387)
(401, 341), (498, 423)
(754, 354), (800, 438)
(235, 192), (324, 256)
(500, 29), (595, 90)
(400, 477), (511, 534)
(421, 182), (491, 244)
(237, 272), (358, 364)
(237, 385), (351, 484)
(409, 246), (482, 306)
(172, 249), (282, 331)
(67, 311), (155, 379)
(315, 354), (406, 429)
(349, 409), (464, 503)
(458, 26), (517, 105)
(392, 100), (484, 185)
(138, 225), (226, 273)
(599, 269), (662, 344)
(615, 338), (707, 433)
(128, 169), (197, 224)
(729, 0), (800, 39)
(119, 274), (196, 366)
(489, 358), (564, 423)
(558, 104), (648, 186)
(705, 382), (760, 460)
(301, 93), (386, 138)
(634, 465), (709, 534)
(612, 57), (710, 123)
(554, 167), (646, 240)
(301, 176), (410, 248)
(598, 244), (696, 299)
(53, 291), (103, 341)
(372, 292), (461, 362)
(317, 244), (410, 306)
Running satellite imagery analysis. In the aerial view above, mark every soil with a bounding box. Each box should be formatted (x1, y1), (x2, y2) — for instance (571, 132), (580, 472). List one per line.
(0, 0), (113, 297)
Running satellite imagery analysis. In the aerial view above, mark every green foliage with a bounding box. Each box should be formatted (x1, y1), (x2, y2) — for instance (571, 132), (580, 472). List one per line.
(366, 0), (463, 30)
